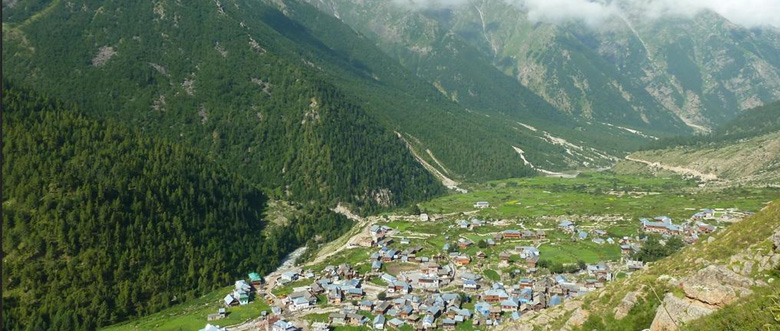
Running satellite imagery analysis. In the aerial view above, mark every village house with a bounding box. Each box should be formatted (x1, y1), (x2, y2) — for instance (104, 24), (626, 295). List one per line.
(207, 308), (227, 321)
(417, 276), (440, 290)
(248, 272), (263, 287)
(626, 260), (644, 271)
(458, 220), (471, 229)
(457, 238), (474, 249)
(502, 230), (523, 239)
(388, 281), (412, 294)
(696, 221), (716, 233)
(474, 201), (490, 209)
(200, 324), (228, 331)
(482, 289), (509, 303)
(558, 220), (575, 233)
(453, 254), (471, 266)
(327, 288), (343, 304)
(641, 216), (681, 235)
(586, 262), (611, 281)
(420, 213), (430, 222)
(279, 271), (299, 284)
(272, 320), (299, 331)
(499, 251), (512, 262)
(501, 298), (519, 312)
(463, 280), (479, 290)
(475, 251), (487, 259)
(422, 262), (441, 275)
(374, 314), (386, 329)
(288, 291), (317, 311)
(388, 318), (405, 328)
(525, 255), (540, 268)
(329, 312), (347, 326)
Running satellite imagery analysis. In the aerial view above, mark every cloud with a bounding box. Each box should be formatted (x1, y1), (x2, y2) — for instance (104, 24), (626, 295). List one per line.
(521, 0), (617, 27)
(636, 0), (780, 28)
(391, 0), (780, 29)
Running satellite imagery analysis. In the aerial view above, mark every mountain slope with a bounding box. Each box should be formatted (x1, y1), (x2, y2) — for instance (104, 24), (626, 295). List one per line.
(304, 0), (780, 133)
(502, 198), (780, 330)
(615, 101), (780, 186)
(2, 0), (446, 213)
(0, 84), (352, 330)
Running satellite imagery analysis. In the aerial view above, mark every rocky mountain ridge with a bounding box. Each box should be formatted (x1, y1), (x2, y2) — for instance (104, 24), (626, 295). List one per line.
(304, 0), (780, 132)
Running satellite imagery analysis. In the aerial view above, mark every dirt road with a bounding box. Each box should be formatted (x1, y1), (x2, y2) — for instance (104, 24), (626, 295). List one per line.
(625, 155), (718, 181)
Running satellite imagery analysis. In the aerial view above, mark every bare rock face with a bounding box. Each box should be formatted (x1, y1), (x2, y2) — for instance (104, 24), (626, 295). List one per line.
(773, 230), (780, 252)
(650, 293), (716, 331)
(614, 291), (642, 320)
(682, 265), (754, 307)
(563, 308), (589, 329)
(650, 265), (755, 330)
(501, 300), (582, 331)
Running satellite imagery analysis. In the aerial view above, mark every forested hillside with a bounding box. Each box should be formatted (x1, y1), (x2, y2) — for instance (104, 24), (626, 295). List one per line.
(2, 0), (654, 192)
(2, 0), (444, 213)
(1, 85), (353, 331)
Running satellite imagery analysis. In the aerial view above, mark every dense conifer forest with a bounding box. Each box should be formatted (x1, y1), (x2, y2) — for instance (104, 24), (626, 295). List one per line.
(1, 85), (352, 330)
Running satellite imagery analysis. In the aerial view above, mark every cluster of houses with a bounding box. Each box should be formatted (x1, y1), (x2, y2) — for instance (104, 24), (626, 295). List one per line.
(641, 214), (718, 244)
(283, 264), (367, 312)
(223, 279), (254, 307)
(328, 292), (473, 330)
(357, 225), (397, 248)
(497, 246), (540, 269)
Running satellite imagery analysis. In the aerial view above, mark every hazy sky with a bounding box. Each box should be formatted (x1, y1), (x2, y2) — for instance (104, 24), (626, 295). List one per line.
(392, 0), (780, 28)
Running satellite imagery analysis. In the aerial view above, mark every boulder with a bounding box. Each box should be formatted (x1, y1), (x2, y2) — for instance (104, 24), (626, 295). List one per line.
(563, 308), (589, 328)
(614, 291), (641, 320)
(650, 293), (716, 331)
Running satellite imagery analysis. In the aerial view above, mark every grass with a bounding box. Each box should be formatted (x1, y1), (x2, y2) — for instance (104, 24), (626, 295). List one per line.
(539, 240), (621, 265)
(484, 269), (501, 282)
(421, 172), (777, 221)
(272, 279), (312, 297)
(571, 199), (780, 331)
(101, 286), (270, 331)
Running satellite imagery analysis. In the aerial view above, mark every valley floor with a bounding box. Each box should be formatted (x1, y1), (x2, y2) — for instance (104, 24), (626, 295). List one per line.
(101, 172), (779, 331)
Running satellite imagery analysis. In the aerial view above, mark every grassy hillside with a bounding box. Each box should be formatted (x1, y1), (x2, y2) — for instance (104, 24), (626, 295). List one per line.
(505, 198), (780, 331)
(618, 102), (780, 186)
(0, 85), (352, 330)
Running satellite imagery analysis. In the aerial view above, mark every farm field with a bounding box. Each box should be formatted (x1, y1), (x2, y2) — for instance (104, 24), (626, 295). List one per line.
(420, 172), (778, 220)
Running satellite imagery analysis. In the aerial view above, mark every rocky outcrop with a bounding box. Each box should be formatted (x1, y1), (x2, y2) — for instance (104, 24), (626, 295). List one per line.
(562, 307), (589, 330)
(650, 293), (717, 331)
(501, 300), (583, 331)
(650, 265), (755, 330)
(681, 266), (754, 306)
(614, 290), (643, 320)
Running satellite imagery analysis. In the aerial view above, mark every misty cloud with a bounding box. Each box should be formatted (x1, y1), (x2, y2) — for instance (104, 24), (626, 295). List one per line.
(391, 0), (780, 29)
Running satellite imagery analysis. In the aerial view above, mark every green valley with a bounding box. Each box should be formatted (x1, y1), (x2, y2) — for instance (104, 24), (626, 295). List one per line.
(2, 0), (780, 330)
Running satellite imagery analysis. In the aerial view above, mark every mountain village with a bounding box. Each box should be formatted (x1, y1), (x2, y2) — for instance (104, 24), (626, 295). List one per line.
(200, 205), (752, 331)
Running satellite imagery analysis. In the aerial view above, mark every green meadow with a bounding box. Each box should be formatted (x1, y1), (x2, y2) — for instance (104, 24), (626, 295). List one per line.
(421, 172), (777, 220)
(101, 286), (270, 331)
